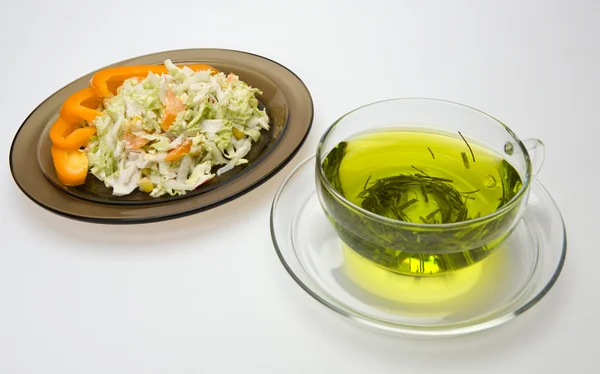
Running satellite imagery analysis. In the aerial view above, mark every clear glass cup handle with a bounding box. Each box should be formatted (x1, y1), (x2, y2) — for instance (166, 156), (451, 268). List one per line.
(522, 138), (545, 176)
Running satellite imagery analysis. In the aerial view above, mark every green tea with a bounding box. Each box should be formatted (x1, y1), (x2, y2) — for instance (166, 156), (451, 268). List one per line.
(320, 128), (523, 276)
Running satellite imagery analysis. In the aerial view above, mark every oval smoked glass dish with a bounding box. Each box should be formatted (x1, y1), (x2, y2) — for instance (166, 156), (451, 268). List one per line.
(9, 49), (313, 224)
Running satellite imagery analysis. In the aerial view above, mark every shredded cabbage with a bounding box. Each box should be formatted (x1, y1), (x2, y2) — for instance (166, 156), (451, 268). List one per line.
(86, 59), (269, 197)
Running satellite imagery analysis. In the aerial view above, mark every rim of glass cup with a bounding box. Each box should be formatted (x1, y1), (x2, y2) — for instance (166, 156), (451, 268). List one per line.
(316, 97), (534, 229)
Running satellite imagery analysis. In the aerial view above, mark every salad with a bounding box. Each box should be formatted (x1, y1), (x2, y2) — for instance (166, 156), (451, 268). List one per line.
(48, 60), (269, 197)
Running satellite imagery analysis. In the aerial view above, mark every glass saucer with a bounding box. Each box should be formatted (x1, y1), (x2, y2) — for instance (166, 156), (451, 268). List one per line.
(270, 155), (567, 337)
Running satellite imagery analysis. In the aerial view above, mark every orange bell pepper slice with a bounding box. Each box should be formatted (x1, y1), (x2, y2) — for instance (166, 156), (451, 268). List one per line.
(123, 132), (151, 149)
(50, 145), (89, 186)
(164, 140), (192, 162)
(161, 89), (186, 131)
(60, 87), (103, 124)
(49, 117), (97, 150)
(90, 66), (167, 98)
(91, 64), (219, 98)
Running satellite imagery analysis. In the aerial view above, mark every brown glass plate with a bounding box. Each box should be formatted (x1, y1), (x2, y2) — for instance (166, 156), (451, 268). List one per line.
(9, 49), (313, 224)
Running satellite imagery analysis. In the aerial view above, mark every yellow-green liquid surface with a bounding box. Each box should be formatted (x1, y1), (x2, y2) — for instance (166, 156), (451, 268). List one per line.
(335, 130), (519, 221)
(321, 128), (522, 276)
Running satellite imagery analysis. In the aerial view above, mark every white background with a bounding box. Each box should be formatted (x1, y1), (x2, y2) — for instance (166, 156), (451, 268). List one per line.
(1, 0), (599, 372)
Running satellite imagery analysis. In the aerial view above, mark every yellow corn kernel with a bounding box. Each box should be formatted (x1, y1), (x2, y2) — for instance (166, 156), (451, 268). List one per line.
(138, 177), (154, 193)
(232, 127), (245, 140)
(130, 116), (143, 132)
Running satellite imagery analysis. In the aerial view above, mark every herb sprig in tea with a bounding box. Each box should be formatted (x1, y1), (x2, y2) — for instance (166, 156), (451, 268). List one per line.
(354, 131), (488, 224)
(358, 170), (477, 224)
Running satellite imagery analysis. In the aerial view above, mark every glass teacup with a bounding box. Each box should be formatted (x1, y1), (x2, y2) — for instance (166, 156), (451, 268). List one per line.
(315, 98), (544, 276)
